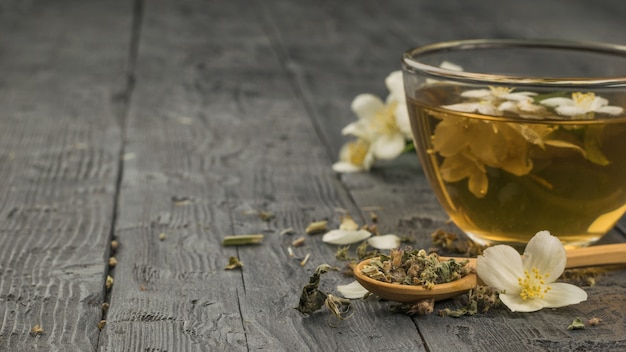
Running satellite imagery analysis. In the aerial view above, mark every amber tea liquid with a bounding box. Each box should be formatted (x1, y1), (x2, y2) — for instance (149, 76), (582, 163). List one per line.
(408, 86), (626, 248)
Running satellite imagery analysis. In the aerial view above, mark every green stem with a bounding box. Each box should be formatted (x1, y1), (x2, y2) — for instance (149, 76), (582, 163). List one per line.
(222, 234), (264, 246)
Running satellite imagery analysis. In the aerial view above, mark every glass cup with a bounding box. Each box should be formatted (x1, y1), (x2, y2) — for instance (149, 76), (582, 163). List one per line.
(402, 39), (626, 248)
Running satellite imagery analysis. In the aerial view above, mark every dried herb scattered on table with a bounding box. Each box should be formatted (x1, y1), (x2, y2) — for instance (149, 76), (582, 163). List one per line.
(295, 264), (353, 323)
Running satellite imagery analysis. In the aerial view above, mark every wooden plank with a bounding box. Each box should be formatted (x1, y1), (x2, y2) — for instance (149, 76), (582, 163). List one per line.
(98, 0), (426, 350)
(0, 0), (131, 350)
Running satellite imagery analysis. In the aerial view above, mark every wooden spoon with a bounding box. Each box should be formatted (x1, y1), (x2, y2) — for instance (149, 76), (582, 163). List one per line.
(353, 243), (626, 303)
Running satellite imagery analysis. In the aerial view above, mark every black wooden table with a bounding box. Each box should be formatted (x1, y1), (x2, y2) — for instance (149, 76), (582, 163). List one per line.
(1, 0), (626, 351)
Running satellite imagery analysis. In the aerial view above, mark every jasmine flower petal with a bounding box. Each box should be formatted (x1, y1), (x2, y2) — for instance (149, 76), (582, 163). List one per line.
(477, 245), (525, 292)
(522, 230), (566, 279)
(555, 106), (586, 116)
(540, 97), (574, 107)
(395, 104), (412, 138)
(597, 106), (624, 115)
(499, 293), (547, 312)
(372, 133), (406, 160)
(337, 280), (370, 299)
(461, 89), (491, 99)
(367, 234), (401, 250)
(332, 161), (365, 173)
(442, 102), (481, 112)
(540, 282), (588, 308)
(385, 70), (404, 101)
(351, 94), (385, 121)
(322, 229), (372, 245)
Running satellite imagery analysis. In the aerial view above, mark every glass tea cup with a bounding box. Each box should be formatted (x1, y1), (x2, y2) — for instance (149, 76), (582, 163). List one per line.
(402, 39), (626, 248)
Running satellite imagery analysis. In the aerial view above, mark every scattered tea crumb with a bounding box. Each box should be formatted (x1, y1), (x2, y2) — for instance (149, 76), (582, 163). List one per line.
(369, 211), (378, 223)
(306, 220), (327, 235)
(296, 264), (330, 316)
(97, 320), (106, 330)
(30, 324), (44, 337)
(225, 256), (244, 270)
(121, 152), (136, 160)
(280, 227), (295, 236)
(431, 229), (485, 256)
(339, 214), (359, 231)
(300, 253), (311, 266)
(159, 233), (166, 241)
(101, 303), (110, 314)
(561, 267), (606, 286)
(292, 237), (305, 247)
(242, 209), (275, 221)
(139, 285), (147, 291)
(335, 246), (351, 261)
(108, 257), (118, 267)
(258, 211), (275, 222)
(287, 246), (295, 258)
(588, 317), (602, 326)
(356, 240), (380, 260)
(365, 223), (379, 235)
(111, 240), (119, 251)
(568, 317), (586, 330)
(222, 234), (264, 246)
(392, 298), (435, 316)
(105, 275), (114, 290)
(437, 285), (500, 317)
(325, 294), (354, 326)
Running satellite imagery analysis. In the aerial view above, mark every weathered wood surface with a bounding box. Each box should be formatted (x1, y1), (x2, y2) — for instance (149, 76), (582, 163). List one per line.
(1, 0), (626, 351)
(0, 0), (131, 350)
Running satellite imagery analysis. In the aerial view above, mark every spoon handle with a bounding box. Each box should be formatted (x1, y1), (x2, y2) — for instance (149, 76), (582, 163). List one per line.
(565, 243), (626, 269)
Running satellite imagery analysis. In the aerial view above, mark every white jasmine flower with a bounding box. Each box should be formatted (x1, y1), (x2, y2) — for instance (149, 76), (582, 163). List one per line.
(332, 138), (375, 173)
(476, 231), (587, 312)
(342, 93), (406, 160)
(322, 229), (372, 245)
(443, 87), (538, 116)
(384, 71), (412, 139)
(461, 86), (537, 102)
(443, 100), (503, 116)
(540, 92), (624, 117)
(367, 234), (401, 250)
(498, 100), (548, 118)
(337, 280), (370, 299)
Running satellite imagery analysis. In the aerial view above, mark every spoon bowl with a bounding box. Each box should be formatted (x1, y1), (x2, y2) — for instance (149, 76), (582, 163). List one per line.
(354, 243), (626, 303)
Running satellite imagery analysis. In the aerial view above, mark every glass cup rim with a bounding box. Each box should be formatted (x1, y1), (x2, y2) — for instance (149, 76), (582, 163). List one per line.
(402, 38), (626, 88)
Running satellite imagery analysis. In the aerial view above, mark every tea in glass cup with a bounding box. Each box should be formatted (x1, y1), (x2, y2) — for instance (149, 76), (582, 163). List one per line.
(402, 39), (626, 248)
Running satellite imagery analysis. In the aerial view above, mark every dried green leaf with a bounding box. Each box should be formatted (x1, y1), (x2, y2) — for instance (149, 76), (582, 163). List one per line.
(568, 317), (585, 330)
(225, 256), (244, 270)
(295, 264), (331, 316)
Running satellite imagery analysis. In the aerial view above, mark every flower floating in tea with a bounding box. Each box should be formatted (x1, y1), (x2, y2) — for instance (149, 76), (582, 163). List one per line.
(432, 86), (620, 197)
(541, 92), (624, 118)
(476, 230), (587, 312)
(442, 86), (538, 116)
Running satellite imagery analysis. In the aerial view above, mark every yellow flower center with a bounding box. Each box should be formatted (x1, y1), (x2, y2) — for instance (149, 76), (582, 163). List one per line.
(572, 92), (596, 110)
(346, 139), (370, 165)
(518, 267), (552, 300)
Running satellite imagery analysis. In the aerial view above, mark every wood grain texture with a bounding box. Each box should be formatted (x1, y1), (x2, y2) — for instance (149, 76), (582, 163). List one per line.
(98, 0), (425, 350)
(0, 0), (131, 350)
(1, 0), (625, 351)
